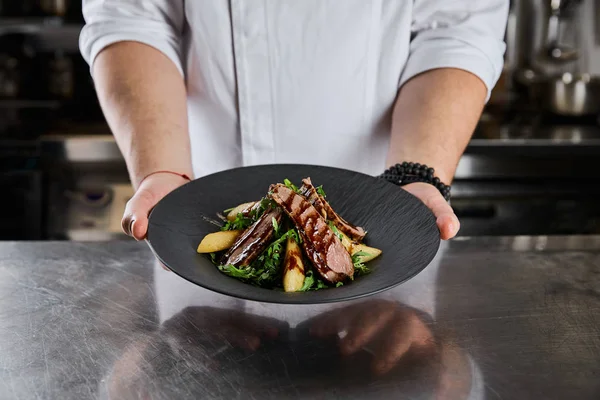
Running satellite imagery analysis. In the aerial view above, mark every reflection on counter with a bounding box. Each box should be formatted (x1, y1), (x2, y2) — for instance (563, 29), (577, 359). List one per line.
(2, 237), (599, 399)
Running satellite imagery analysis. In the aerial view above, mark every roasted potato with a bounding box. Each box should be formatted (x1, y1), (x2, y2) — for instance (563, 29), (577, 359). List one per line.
(335, 228), (381, 262)
(197, 230), (242, 253)
(226, 201), (257, 221)
(351, 243), (382, 263)
(283, 237), (305, 292)
(336, 229), (354, 253)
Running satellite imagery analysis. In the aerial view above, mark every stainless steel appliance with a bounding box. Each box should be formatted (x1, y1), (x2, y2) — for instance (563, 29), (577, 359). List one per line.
(43, 133), (133, 241)
(510, 0), (600, 116)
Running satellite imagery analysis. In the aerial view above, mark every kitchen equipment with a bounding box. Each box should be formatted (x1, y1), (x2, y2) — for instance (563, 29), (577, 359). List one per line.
(146, 164), (440, 304)
(0, 34), (37, 99)
(517, 70), (600, 116)
(46, 50), (73, 99)
(512, 0), (600, 115)
(40, 0), (68, 17)
(0, 54), (20, 98)
(544, 0), (580, 62)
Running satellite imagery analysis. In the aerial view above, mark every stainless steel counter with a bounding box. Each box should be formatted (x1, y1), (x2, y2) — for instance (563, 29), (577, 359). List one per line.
(1, 237), (599, 399)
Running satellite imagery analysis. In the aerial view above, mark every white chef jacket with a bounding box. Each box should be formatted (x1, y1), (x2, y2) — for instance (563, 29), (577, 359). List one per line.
(80, 0), (508, 179)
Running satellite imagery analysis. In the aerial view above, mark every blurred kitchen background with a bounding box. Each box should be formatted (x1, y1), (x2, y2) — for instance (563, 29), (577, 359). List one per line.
(1, 0), (600, 241)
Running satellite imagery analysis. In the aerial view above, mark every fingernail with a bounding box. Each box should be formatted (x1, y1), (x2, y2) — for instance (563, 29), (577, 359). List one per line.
(128, 218), (135, 236)
(131, 219), (141, 241)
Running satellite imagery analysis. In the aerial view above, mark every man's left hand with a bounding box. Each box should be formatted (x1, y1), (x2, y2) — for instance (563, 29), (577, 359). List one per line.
(402, 182), (459, 240)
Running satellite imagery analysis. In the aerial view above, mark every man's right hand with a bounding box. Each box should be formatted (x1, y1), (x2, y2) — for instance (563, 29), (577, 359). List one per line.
(121, 172), (190, 240)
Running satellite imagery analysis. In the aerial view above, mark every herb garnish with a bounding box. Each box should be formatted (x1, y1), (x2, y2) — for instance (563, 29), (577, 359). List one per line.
(218, 228), (299, 287)
(299, 270), (330, 291)
(316, 185), (326, 198)
(284, 178), (300, 193)
(328, 221), (343, 241)
(351, 252), (372, 277)
(221, 213), (254, 231)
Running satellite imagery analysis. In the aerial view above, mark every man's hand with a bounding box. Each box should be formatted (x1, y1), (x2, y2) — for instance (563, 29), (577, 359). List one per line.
(121, 172), (190, 240)
(402, 182), (460, 240)
(308, 299), (436, 375)
(387, 68), (487, 241)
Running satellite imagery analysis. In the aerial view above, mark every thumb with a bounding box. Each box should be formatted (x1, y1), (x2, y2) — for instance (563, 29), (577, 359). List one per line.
(402, 182), (460, 240)
(121, 172), (192, 240)
(121, 189), (157, 241)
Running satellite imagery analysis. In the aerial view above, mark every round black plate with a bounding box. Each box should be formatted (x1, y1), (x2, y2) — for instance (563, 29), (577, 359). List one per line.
(147, 164), (440, 304)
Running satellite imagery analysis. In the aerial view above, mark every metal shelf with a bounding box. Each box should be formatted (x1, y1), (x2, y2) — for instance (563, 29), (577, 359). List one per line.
(0, 17), (82, 52)
(0, 99), (61, 109)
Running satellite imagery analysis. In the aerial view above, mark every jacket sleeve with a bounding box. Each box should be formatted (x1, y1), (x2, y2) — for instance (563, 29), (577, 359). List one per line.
(400, 0), (509, 100)
(79, 0), (185, 76)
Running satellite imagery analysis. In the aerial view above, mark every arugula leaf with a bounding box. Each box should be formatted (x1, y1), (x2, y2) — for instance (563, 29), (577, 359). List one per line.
(327, 221), (343, 241)
(316, 185), (326, 198)
(283, 178), (299, 193)
(299, 271), (315, 291)
(288, 228), (302, 244)
(221, 213), (254, 231)
(271, 217), (280, 235)
(351, 251), (371, 260)
(298, 270), (330, 291)
(222, 197), (278, 232)
(219, 228), (299, 288)
(218, 264), (260, 279)
(222, 206), (236, 214)
(336, 282), (344, 287)
(353, 262), (371, 276)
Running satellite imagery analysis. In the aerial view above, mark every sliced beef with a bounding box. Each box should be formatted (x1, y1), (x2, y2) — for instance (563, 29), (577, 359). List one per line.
(269, 184), (354, 283)
(221, 208), (283, 267)
(300, 177), (365, 242)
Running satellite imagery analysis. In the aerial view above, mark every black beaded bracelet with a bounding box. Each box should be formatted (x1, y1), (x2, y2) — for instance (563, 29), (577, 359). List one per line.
(379, 162), (452, 201)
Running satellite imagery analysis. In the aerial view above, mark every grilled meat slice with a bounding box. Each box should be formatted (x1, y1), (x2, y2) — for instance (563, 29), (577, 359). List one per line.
(269, 184), (353, 283)
(300, 177), (365, 242)
(298, 180), (327, 219)
(221, 208), (283, 267)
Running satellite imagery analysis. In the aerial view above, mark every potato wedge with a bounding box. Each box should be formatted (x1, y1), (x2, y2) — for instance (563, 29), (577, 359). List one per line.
(283, 237), (305, 292)
(351, 243), (382, 263)
(226, 201), (257, 221)
(197, 230), (242, 253)
(336, 228), (355, 253)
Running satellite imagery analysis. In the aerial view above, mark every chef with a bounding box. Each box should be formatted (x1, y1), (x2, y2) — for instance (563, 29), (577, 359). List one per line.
(80, 0), (508, 243)
(82, 2), (505, 394)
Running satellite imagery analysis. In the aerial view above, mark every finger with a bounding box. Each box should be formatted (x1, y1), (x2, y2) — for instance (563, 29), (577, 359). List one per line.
(237, 313), (288, 339)
(426, 194), (460, 240)
(177, 308), (263, 351)
(372, 315), (413, 374)
(225, 328), (261, 351)
(340, 303), (396, 356)
(373, 311), (435, 375)
(121, 190), (157, 241)
(158, 260), (171, 272)
(308, 306), (357, 338)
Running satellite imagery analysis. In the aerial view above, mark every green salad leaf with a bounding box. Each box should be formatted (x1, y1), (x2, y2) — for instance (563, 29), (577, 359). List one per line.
(283, 178), (299, 193)
(299, 270), (329, 291)
(218, 228), (299, 288)
(316, 185), (326, 198)
(351, 252), (372, 277)
(221, 213), (254, 231)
